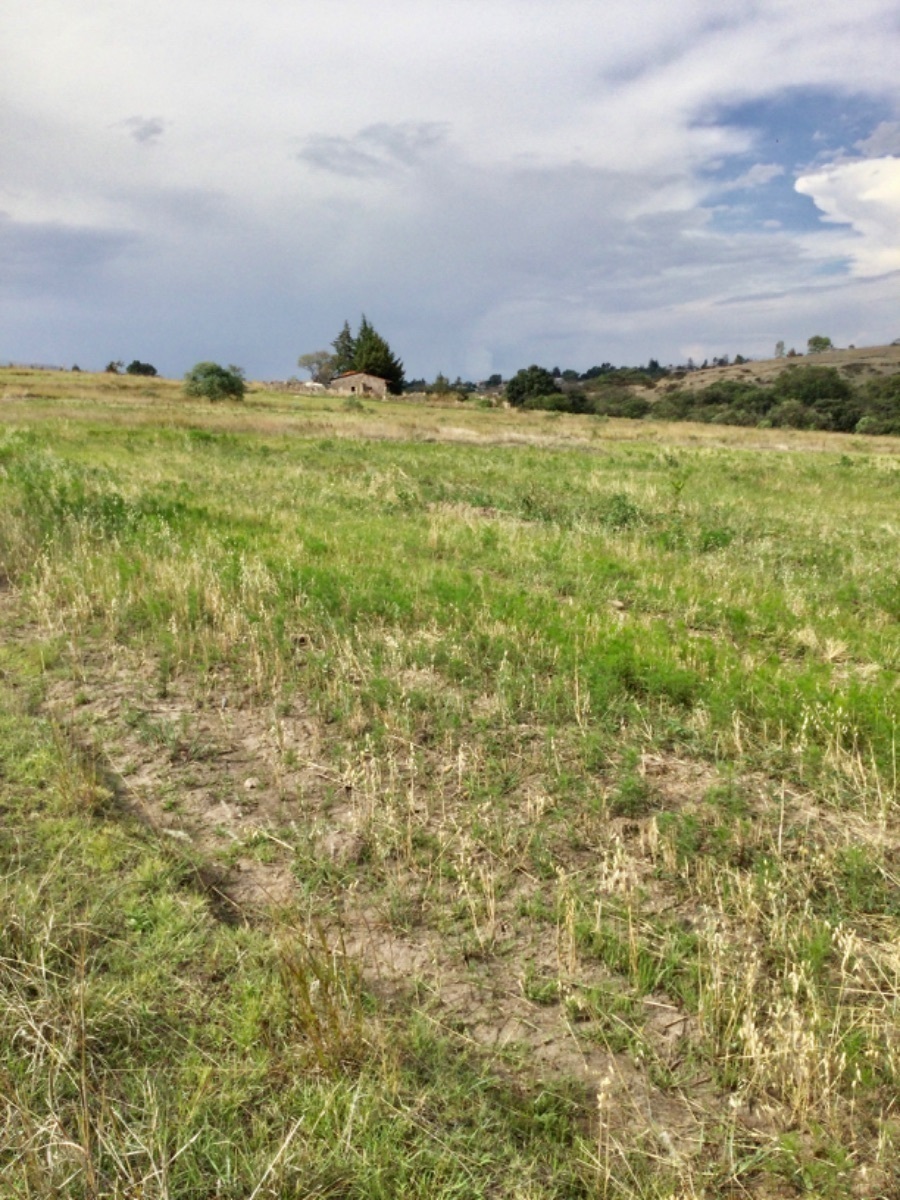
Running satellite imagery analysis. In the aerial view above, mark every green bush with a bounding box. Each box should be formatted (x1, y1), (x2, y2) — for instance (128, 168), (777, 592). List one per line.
(769, 399), (815, 429)
(771, 366), (858, 430)
(521, 392), (577, 412)
(652, 390), (695, 421)
(856, 414), (900, 435)
(183, 362), (246, 402)
(589, 387), (652, 419)
(506, 365), (559, 407)
(855, 376), (900, 434)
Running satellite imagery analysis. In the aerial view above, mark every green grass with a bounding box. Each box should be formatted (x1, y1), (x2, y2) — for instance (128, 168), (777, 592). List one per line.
(1, 369), (898, 1196)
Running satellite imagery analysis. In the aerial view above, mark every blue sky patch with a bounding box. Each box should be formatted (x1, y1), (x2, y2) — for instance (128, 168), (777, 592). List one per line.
(697, 87), (897, 234)
(705, 87), (895, 170)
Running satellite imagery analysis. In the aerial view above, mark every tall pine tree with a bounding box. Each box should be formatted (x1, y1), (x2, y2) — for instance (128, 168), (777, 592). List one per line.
(331, 320), (357, 375)
(354, 315), (405, 394)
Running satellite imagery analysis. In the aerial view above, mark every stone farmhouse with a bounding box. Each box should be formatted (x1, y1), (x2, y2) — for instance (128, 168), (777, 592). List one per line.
(329, 371), (388, 398)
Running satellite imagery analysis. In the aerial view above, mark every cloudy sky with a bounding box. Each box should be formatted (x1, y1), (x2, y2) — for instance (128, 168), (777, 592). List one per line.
(3, 0), (900, 381)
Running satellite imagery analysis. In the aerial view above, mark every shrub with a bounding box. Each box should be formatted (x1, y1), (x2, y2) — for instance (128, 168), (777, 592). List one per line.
(506, 365), (559, 406)
(771, 366), (858, 431)
(589, 388), (652, 419)
(652, 390), (696, 421)
(700, 380), (773, 415)
(601, 492), (645, 529)
(856, 414), (900, 436)
(772, 365), (851, 406)
(520, 392), (573, 412)
(770, 399), (815, 429)
(183, 362), (246, 402)
(856, 376), (900, 434)
(126, 360), (158, 377)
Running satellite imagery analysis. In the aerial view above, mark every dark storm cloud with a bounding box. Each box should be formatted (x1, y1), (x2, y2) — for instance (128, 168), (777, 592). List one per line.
(0, 213), (138, 295)
(298, 122), (448, 177)
(112, 185), (229, 228)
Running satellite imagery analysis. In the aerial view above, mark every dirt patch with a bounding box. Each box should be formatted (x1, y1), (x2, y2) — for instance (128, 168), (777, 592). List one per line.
(45, 648), (334, 908)
(637, 751), (720, 807)
(334, 899), (707, 1153)
(31, 636), (732, 1155)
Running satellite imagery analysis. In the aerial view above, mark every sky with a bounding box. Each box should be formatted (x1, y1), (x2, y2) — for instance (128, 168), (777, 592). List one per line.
(3, 0), (900, 382)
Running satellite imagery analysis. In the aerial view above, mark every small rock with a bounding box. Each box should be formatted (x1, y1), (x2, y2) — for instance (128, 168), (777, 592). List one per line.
(244, 777), (260, 791)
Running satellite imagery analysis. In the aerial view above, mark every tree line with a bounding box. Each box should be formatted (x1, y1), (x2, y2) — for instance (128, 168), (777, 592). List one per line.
(173, 322), (898, 435)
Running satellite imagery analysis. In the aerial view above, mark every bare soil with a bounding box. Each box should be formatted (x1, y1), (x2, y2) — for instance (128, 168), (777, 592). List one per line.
(31, 629), (733, 1152)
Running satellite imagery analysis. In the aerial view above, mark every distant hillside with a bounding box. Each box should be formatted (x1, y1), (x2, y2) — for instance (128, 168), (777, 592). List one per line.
(667, 342), (900, 393)
(567, 342), (900, 434)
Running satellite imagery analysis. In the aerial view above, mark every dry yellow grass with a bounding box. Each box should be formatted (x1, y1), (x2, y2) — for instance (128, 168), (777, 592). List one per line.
(669, 341), (900, 392)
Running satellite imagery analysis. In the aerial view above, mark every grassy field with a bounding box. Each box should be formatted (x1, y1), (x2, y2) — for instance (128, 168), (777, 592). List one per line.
(1, 368), (898, 1197)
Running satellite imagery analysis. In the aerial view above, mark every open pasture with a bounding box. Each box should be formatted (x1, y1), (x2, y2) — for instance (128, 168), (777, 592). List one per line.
(1, 370), (898, 1197)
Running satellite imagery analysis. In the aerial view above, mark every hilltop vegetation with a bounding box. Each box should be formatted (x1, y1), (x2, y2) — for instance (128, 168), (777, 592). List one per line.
(651, 365), (900, 434)
(0, 368), (898, 1197)
(503, 345), (900, 436)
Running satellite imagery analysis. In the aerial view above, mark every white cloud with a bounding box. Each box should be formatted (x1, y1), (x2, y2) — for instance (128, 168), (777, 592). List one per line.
(795, 157), (900, 275)
(721, 163), (785, 191)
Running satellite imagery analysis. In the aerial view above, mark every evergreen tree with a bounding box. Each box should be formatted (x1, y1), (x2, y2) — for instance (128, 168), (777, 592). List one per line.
(354, 317), (405, 394)
(331, 315), (405, 394)
(331, 321), (357, 374)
